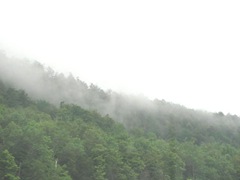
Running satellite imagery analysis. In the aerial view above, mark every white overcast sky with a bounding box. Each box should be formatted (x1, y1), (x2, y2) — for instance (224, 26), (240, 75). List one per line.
(0, 0), (240, 115)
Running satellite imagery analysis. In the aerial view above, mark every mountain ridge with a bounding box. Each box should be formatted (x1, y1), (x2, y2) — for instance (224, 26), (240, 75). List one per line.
(1, 51), (240, 145)
(1, 51), (240, 179)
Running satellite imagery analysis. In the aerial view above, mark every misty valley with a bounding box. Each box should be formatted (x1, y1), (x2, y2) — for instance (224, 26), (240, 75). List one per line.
(1, 52), (240, 180)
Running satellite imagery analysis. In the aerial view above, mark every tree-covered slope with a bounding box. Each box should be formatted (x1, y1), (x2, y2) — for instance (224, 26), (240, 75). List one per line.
(1, 79), (240, 179)
(1, 52), (240, 146)
(1, 52), (240, 179)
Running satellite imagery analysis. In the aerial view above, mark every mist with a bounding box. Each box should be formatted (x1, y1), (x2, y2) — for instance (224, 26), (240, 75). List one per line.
(1, 51), (240, 145)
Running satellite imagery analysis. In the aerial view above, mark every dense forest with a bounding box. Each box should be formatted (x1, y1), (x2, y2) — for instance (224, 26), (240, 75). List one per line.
(1, 53), (240, 179)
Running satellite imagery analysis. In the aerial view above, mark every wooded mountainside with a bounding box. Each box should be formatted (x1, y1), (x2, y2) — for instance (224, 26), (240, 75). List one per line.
(1, 53), (240, 179)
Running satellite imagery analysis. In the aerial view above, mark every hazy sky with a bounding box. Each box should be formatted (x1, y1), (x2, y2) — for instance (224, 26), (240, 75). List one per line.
(0, 0), (240, 115)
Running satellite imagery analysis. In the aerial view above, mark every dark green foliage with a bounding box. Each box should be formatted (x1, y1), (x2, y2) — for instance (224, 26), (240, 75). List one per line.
(35, 100), (57, 119)
(4, 88), (30, 108)
(1, 80), (240, 179)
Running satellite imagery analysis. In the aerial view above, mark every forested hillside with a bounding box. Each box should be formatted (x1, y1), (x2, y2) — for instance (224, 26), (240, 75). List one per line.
(1, 52), (240, 145)
(1, 80), (240, 180)
(1, 53), (240, 179)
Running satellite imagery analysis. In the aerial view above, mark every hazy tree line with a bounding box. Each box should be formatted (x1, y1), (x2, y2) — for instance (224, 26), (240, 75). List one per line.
(1, 79), (240, 179)
(1, 52), (240, 179)
(1, 52), (240, 144)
